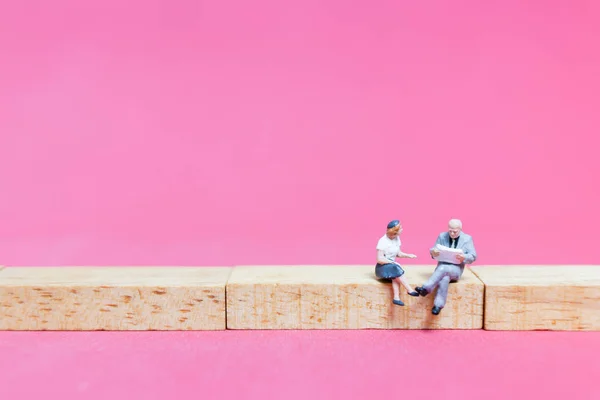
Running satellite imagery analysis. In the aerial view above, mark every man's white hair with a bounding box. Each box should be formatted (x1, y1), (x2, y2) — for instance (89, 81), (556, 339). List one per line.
(448, 219), (462, 229)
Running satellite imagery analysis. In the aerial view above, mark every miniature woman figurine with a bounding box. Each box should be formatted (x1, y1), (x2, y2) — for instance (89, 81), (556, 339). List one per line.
(375, 220), (419, 306)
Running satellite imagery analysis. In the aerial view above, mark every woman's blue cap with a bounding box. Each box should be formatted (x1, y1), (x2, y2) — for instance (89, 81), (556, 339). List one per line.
(387, 220), (400, 229)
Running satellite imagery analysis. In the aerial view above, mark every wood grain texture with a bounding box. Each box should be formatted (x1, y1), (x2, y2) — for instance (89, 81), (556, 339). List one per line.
(226, 265), (483, 329)
(0, 267), (231, 330)
(471, 265), (600, 331)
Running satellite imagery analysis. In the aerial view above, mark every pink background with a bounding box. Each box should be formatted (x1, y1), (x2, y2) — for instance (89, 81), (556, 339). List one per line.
(1, 1), (599, 399)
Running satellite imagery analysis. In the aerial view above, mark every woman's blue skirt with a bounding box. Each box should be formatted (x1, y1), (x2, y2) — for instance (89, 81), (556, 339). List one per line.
(375, 262), (405, 280)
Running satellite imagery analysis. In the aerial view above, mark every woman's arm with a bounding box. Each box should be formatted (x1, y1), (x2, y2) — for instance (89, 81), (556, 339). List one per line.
(397, 251), (417, 259)
(377, 249), (392, 264)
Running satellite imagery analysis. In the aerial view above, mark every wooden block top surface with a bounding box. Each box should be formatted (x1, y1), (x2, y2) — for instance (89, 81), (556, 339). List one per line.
(228, 265), (375, 284)
(0, 267), (232, 287)
(470, 265), (600, 286)
(228, 265), (483, 285)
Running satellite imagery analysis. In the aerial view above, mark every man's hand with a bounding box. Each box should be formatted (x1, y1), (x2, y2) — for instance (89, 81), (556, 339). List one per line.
(456, 254), (466, 262)
(406, 254), (417, 259)
(431, 249), (440, 257)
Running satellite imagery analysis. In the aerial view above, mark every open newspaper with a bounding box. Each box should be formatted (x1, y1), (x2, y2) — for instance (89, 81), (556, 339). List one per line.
(433, 243), (464, 264)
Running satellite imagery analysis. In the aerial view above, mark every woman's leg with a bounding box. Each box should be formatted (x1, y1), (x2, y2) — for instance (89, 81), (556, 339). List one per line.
(391, 278), (401, 300)
(398, 275), (418, 295)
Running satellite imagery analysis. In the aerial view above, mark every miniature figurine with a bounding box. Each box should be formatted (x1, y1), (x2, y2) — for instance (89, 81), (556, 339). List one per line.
(415, 219), (477, 315)
(375, 220), (419, 306)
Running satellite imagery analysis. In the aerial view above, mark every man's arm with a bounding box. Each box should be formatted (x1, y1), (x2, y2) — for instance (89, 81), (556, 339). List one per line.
(461, 238), (477, 264)
(430, 234), (443, 258)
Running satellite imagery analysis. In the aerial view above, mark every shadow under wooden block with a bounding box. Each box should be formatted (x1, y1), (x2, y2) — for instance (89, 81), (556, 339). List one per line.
(226, 265), (483, 329)
(0, 267), (231, 331)
(471, 265), (600, 331)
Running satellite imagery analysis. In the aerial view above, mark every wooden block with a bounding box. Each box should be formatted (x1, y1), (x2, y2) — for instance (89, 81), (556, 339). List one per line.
(226, 265), (484, 329)
(471, 265), (600, 331)
(0, 267), (231, 331)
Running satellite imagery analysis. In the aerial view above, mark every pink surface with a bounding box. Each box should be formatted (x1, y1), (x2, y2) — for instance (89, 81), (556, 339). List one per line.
(1, 1), (599, 399)
(0, 331), (599, 399)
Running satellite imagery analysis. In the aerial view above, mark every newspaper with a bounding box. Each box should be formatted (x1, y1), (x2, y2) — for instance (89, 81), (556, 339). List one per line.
(434, 244), (464, 264)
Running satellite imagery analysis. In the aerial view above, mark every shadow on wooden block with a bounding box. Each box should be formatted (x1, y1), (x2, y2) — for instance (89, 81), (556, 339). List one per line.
(226, 265), (484, 329)
(471, 265), (600, 331)
(0, 267), (232, 331)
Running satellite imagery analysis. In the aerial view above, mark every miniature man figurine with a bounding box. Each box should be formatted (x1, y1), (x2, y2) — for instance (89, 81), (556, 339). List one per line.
(375, 220), (420, 306)
(415, 219), (477, 315)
